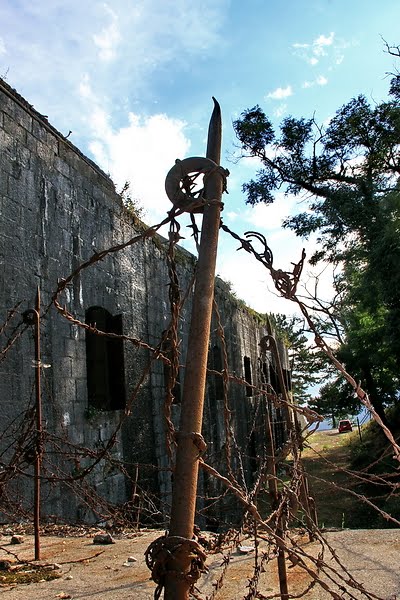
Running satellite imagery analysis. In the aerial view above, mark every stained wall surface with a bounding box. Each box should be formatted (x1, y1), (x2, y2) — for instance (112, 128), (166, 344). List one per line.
(0, 79), (289, 524)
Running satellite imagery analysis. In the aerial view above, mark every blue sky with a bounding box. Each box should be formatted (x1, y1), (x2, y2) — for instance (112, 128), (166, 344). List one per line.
(1, 0), (399, 315)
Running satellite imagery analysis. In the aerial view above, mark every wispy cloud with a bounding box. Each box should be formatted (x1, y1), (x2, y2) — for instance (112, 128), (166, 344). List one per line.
(292, 32), (335, 65)
(0, 0), (228, 225)
(0, 1), (226, 143)
(79, 77), (191, 223)
(266, 85), (293, 100)
(302, 75), (328, 89)
(92, 4), (121, 62)
(273, 103), (288, 118)
(313, 33), (335, 55)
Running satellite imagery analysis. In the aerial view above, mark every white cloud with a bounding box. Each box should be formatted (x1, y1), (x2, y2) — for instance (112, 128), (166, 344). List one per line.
(302, 75), (328, 89)
(78, 73), (92, 100)
(218, 220), (336, 316)
(266, 85), (293, 100)
(0, 1), (226, 141)
(314, 33), (335, 54)
(92, 4), (121, 62)
(273, 103), (287, 118)
(217, 227), (306, 315)
(240, 155), (264, 170)
(243, 194), (297, 231)
(86, 102), (191, 223)
(0, 37), (5, 56)
(292, 32), (335, 65)
(317, 75), (328, 86)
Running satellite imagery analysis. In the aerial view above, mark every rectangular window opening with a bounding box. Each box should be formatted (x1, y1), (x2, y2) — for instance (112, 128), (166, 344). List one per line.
(244, 356), (252, 397)
(85, 307), (126, 411)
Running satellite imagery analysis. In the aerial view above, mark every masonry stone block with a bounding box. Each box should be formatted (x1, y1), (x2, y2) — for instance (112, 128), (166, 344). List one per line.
(3, 112), (27, 143)
(31, 118), (48, 142)
(0, 77), (290, 525)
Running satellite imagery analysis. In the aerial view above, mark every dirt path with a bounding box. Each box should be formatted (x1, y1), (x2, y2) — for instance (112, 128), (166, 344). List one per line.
(301, 428), (363, 528)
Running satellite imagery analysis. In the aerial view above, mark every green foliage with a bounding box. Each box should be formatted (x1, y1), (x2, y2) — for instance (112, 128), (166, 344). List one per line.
(119, 181), (145, 219)
(308, 379), (360, 427)
(345, 404), (400, 527)
(235, 53), (400, 421)
(349, 403), (400, 471)
(84, 404), (102, 420)
(234, 91), (400, 264)
(270, 313), (326, 404)
(234, 105), (275, 154)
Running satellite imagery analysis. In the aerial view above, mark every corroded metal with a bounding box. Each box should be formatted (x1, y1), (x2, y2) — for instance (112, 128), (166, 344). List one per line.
(163, 98), (226, 600)
(33, 287), (42, 561)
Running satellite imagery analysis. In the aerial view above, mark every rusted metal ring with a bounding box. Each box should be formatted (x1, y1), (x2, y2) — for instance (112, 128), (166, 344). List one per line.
(22, 309), (37, 325)
(145, 534), (207, 595)
(165, 156), (218, 213)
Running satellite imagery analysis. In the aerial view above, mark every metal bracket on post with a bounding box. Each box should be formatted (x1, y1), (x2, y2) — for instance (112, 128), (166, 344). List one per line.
(147, 98), (228, 600)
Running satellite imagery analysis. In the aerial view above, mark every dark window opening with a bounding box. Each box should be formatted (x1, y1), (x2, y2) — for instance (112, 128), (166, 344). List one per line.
(85, 306), (126, 411)
(212, 345), (224, 399)
(243, 356), (252, 397)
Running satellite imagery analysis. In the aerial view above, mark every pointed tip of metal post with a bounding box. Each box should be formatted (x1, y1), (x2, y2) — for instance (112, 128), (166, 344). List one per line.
(211, 97), (221, 123)
(207, 98), (222, 163)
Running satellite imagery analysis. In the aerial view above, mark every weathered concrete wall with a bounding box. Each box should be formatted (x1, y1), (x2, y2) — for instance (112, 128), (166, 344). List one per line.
(0, 78), (288, 525)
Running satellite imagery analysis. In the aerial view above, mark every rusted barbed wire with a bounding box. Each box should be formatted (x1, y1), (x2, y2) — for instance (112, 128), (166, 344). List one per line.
(1, 208), (400, 600)
(221, 220), (400, 466)
(145, 534), (207, 600)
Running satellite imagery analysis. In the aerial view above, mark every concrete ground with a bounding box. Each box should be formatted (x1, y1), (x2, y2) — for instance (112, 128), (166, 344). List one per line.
(0, 528), (399, 599)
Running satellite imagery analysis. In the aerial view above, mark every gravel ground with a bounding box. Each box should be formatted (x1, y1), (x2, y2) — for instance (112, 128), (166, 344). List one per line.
(0, 528), (399, 599)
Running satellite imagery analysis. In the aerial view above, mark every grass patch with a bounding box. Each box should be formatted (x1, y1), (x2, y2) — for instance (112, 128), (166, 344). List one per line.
(300, 415), (400, 529)
(348, 404), (400, 472)
(300, 429), (361, 528)
(0, 565), (61, 585)
(345, 405), (400, 527)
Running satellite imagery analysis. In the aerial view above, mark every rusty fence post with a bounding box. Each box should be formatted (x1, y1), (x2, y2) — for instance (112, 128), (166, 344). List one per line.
(264, 400), (289, 600)
(24, 287), (43, 560)
(160, 98), (225, 600)
(23, 287), (43, 560)
(33, 287), (42, 561)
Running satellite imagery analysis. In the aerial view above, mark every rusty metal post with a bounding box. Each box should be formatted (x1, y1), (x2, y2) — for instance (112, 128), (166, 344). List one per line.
(33, 286), (42, 561)
(163, 99), (224, 600)
(264, 402), (289, 600)
(262, 327), (291, 599)
(299, 471), (316, 541)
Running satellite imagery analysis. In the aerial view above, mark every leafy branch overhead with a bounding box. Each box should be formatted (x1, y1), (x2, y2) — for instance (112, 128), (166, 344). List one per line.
(234, 85), (400, 266)
(234, 51), (400, 423)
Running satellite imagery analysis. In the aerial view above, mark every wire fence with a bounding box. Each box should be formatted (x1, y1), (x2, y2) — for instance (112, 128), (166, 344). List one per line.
(1, 206), (399, 599)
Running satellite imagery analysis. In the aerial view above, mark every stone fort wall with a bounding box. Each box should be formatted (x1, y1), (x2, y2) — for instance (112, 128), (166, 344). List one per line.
(0, 78), (289, 525)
